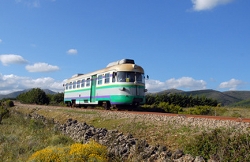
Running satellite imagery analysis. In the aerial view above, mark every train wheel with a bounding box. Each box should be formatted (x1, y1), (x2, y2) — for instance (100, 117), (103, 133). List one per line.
(132, 102), (139, 110)
(103, 102), (111, 110)
(67, 102), (71, 107)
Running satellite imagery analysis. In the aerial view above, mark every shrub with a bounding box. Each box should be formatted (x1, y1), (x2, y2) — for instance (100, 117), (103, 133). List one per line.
(187, 105), (213, 115)
(158, 102), (183, 113)
(49, 135), (74, 146)
(17, 88), (49, 105)
(28, 140), (108, 162)
(28, 146), (69, 162)
(69, 140), (108, 162)
(5, 100), (14, 107)
(184, 129), (250, 161)
(0, 106), (9, 124)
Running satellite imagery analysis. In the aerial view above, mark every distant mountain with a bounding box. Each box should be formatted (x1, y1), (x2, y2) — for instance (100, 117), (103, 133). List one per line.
(0, 89), (57, 100)
(154, 89), (250, 106)
(156, 89), (184, 95)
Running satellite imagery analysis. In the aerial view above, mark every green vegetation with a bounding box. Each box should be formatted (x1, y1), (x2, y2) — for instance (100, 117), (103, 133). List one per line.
(1, 104), (250, 161)
(0, 106), (9, 124)
(184, 129), (250, 161)
(17, 88), (49, 105)
(231, 99), (250, 108)
(7, 107), (250, 161)
(142, 93), (220, 115)
(146, 93), (218, 107)
(0, 111), (75, 161)
(1, 107), (108, 162)
(47, 92), (64, 106)
(0, 99), (13, 124)
(16, 88), (64, 106)
(2, 88), (250, 161)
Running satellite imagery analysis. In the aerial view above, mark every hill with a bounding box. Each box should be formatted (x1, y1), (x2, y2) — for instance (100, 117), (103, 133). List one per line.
(0, 89), (56, 100)
(155, 89), (250, 106)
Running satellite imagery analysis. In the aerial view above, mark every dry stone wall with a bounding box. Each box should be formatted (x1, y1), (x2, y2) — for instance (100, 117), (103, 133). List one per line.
(57, 118), (205, 162)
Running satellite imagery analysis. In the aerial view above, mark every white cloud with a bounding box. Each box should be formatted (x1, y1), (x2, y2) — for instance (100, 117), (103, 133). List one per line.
(15, 0), (40, 8)
(146, 77), (206, 93)
(191, 0), (234, 11)
(25, 62), (60, 72)
(0, 54), (28, 66)
(67, 49), (78, 55)
(0, 73), (65, 95)
(219, 78), (245, 90)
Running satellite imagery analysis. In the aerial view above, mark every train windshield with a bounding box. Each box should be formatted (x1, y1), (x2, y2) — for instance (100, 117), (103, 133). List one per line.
(117, 72), (145, 83)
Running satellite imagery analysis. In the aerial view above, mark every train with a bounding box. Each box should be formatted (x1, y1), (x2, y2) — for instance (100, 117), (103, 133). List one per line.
(63, 59), (147, 109)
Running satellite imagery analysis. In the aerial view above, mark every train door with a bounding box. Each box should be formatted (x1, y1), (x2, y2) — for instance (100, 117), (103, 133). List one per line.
(90, 75), (97, 102)
(135, 72), (140, 96)
(135, 72), (144, 96)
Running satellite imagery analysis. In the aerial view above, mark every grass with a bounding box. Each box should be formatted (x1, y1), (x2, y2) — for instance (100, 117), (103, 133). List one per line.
(0, 111), (74, 162)
(3, 104), (250, 161)
(183, 106), (250, 118)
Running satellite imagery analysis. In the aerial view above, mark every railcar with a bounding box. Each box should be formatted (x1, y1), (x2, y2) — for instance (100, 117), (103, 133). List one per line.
(63, 59), (147, 109)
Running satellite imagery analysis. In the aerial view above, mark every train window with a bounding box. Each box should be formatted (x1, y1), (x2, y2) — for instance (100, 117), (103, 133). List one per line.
(136, 73), (145, 83)
(117, 72), (144, 83)
(73, 81), (76, 89)
(86, 78), (90, 86)
(77, 80), (80, 88)
(126, 72), (135, 82)
(117, 72), (135, 82)
(98, 75), (102, 85)
(69, 82), (72, 89)
(65, 83), (68, 90)
(81, 79), (85, 87)
(112, 72), (117, 82)
(104, 73), (110, 84)
(117, 72), (126, 82)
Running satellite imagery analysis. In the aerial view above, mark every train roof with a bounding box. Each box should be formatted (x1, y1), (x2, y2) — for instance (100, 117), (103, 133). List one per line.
(67, 59), (144, 82)
(106, 59), (135, 67)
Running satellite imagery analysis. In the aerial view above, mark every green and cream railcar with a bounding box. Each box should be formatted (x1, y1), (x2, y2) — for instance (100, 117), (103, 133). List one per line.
(64, 59), (147, 109)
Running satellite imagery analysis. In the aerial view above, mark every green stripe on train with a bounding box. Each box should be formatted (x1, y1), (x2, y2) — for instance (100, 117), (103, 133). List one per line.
(65, 95), (145, 104)
(64, 84), (145, 93)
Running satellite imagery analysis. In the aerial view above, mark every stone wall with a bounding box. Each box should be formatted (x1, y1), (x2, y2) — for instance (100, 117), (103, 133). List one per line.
(57, 118), (205, 162)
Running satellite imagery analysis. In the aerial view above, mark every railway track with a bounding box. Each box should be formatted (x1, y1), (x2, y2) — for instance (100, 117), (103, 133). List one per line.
(14, 102), (250, 123)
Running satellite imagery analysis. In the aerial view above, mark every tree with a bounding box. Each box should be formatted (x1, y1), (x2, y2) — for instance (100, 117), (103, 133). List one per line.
(47, 93), (64, 105)
(17, 88), (49, 105)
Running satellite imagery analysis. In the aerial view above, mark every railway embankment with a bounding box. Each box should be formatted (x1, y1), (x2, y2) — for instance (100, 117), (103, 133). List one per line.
(25, 111), (204, 161)
(13, 104), (250, 161)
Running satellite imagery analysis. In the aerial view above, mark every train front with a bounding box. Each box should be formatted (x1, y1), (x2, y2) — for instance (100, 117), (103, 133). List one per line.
(111, 61), (147, 107)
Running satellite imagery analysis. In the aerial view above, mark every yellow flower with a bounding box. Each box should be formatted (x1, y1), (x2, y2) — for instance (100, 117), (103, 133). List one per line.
(28, 140), (108, 162)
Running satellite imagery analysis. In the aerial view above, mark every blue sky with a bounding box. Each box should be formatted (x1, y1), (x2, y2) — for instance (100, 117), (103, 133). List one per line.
(1, 0), (250, 94)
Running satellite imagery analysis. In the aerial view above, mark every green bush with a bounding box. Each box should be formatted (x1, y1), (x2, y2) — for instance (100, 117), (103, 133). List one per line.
(49, 135), (74, 146)
(17, 88), (49, 105)
(5, 100), (14, 107)
(158, 102), (183, 113)
(184, 129), (250, 161)
(0, 106), (9, 124)
(187, 105), (213, 115)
